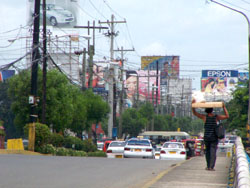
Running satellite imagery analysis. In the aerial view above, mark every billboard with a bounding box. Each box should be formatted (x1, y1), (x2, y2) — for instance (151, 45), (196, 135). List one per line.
(141, 56), (180, 85)
(27, 0), (79, 28)
(0, 70), (15, 82)
(238, 72), (249, 83)
(126, 70), (160, 107)
(86, 64), (106, 90)
(201, 70), (238, 94)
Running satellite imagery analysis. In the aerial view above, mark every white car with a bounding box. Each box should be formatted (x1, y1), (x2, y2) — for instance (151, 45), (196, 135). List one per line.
(123, 138), (154, 159)
(34, 4), (74, 26)
(106, 141), (125, 158)
(160, 142), (186, 160)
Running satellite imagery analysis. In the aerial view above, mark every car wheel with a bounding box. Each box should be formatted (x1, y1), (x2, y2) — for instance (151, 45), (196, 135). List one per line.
(50, 17), (57, 26)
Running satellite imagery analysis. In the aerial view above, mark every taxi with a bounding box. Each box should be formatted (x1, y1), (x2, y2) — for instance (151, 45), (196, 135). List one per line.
(106, 141), (126, 158)
(123, 138), (154, 159)
(160, 142), (186, 160)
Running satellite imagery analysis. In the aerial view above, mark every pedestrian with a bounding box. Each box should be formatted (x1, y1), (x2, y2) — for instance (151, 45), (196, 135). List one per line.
(191, 100), (229, 171)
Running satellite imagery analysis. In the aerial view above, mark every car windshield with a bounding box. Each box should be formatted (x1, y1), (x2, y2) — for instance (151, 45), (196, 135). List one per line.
(54, 6), (66, 11)
(163, 143), (183, 148)
(127, 140), (150, 146)
(109, 142), (125, 147)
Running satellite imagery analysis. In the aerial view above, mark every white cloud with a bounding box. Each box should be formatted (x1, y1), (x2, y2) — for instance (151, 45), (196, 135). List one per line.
(139, 42), (168, 56)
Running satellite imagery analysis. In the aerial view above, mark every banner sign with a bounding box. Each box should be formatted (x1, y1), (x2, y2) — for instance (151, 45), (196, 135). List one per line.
(202, 70), (238, 78)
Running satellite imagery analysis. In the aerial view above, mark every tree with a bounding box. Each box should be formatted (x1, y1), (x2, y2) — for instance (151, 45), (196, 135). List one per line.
(153, 114), (169, 131)
(0, 81), (17, 138)
(138, 102), (154, 130)
(226, 82), (249, 134)
(122, 108), (147, 137)
(83, 90), (110, 142)
(8, 69), (80, 134)
(69, 87), (87, 138)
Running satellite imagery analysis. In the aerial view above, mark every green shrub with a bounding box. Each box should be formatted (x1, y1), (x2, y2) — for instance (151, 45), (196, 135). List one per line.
(50, 133), (64, 147)
(82, 139), (97, 152)
(64, 136), (84, 150)
(68, 149), (87, 157)
(38, 144), (56, 155)
(56, 147), (69, 156)
(24, 123), (51, 149)
(87, 151), (106, 157)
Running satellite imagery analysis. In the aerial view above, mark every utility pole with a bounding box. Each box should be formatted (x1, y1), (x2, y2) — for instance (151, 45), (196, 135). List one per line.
(42, 0), (47, 124)
(147, 69), (150, 101)
(99, 15), (126, 138)
(74, 22), (108, 89)
(88, 45), (94, 89)
(156, 61), (159, 114)
(82, 48), (87, 91)
(29, 0), (41, 151)
(114, 47), (134, 138)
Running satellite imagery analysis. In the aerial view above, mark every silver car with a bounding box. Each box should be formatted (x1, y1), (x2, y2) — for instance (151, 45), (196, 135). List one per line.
(106, 141), (125, 158)
(123, 138), (154, 159)
(160, 142), (186, 160)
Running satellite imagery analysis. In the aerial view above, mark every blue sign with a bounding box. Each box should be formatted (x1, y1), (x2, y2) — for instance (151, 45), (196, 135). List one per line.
(202, 70), (238, 78)
(112, 127), (117, 138)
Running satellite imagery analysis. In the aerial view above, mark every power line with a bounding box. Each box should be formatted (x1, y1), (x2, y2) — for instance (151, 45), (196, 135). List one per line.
(220, 0), (250, 12)
(88, 0), (108, 20)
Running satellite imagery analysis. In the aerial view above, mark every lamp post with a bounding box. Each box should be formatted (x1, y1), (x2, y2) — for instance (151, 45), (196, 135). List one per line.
(211, 0), (250, 139)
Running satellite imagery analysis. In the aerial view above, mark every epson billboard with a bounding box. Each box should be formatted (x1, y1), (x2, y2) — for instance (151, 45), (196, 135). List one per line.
(201, 70), (238, 94)
(202, 70), (238, 78)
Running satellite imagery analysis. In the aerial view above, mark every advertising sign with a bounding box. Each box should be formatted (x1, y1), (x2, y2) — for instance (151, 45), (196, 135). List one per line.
(238, 72), (249, 83)
(0, 70), (15, 82)
(126, 70), (160, 107)
(27, 0), (79, 28)
(86, 64), (105, 89)
(201, 70), (238, 94)
(141, 56), (180, 85)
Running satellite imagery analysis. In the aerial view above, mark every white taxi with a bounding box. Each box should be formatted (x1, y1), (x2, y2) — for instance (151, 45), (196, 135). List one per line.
(123, 138), (154, 159)
(106, 141), (125, 158)
(160, 142), (186, 160)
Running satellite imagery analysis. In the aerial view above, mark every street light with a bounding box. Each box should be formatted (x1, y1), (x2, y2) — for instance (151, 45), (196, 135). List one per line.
(210, 0), (250, 139)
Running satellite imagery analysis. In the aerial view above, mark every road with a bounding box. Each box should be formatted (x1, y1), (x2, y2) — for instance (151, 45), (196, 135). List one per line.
(0, 154), (180, 188)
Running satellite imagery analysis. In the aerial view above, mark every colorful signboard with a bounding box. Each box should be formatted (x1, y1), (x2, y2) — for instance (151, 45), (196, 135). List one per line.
(27, 0), (79, 28)
(86, 64), (105, 89)
(201, 70), (238, 94)
(141, 56), (180, 85)
(238, 72), (249, 83)
(126, 70), (160, 107)
(0, 70), (15, 82)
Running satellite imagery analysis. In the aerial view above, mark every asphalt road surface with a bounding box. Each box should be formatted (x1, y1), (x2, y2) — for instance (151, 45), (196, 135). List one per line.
(0, 154), (179, 188)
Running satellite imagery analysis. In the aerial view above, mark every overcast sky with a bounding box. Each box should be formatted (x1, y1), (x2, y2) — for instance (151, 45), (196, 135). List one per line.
(0, 0), (250, 90)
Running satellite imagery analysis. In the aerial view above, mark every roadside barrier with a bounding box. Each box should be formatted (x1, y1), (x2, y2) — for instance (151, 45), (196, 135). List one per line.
(7, 138), (24, 150)
(234, 137), (250, 188)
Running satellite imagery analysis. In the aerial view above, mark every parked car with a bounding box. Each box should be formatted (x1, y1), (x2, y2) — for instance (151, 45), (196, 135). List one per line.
(123, 138), (154, 159)
(106, 141), (125, 158)
(160, 142), (186, 160)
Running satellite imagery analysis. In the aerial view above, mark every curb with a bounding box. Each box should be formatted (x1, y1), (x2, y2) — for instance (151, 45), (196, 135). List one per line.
(0, 149), (42, 155)
(141, 158), (193, 188)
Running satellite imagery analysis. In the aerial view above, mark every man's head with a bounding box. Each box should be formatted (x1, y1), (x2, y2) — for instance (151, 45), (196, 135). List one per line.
(205, 108), (213, 114)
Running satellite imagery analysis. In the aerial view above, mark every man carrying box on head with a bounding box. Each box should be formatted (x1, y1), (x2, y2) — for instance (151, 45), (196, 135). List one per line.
(191, 99), (229, 171)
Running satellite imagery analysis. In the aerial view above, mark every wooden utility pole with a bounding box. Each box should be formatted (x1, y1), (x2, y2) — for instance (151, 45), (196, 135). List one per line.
(29, 0), (41, 151)
(42, 0), (47, 124)
(156, 61), (159, 114)
(99, 15), (126, 138)
(113, 47), (134, 138)
(81, 48), (87, 91)
(74, 22), (108, 89)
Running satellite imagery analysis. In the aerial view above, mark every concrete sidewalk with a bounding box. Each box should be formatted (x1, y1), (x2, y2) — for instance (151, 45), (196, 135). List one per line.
(149, 156), (231, 188)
